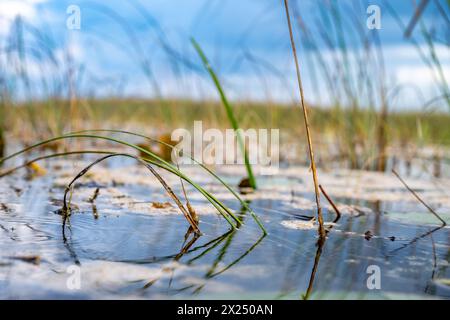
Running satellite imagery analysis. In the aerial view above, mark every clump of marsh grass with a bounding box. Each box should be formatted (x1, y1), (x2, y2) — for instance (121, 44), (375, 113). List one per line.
(61, 153), (200, 241)
(191, 38), (257, 190)
(0, 131), (267, 237)
(283, 0), (325, 238)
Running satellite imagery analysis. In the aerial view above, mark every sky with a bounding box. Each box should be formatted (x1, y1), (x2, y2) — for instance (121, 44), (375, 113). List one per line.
(0, 0), (449, 110)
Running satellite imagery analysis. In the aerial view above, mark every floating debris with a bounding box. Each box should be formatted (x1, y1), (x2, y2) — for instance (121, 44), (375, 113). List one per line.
(151, 201), (173, 209)
(238, 178), (254, 195)
(364, 231), (373, 241)
(26, 162), (47, 178)
(0, 203), (11, 213)
(281, 219), (316, 230)
(11, 187), (22, 196)
(11, 255), (41, 265)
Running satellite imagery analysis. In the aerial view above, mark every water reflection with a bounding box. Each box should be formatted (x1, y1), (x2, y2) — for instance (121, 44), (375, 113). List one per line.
(388, 225), (445, 256)
(302, 202), (342, 300)
(1, 162), (450, 299)
(303, 237), (326, 300)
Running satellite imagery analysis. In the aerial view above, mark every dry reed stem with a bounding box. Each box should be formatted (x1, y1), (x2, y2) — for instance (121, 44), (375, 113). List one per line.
(283, 0), (325, 238)
(319, 184), (341, 222)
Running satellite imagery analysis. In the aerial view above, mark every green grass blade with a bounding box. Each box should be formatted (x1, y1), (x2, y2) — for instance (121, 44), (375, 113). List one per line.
(191, 38), (257, 190)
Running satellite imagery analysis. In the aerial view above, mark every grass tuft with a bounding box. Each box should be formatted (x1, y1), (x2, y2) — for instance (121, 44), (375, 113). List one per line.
(0, 131), (267, 235)
(61, 153), (200, 241)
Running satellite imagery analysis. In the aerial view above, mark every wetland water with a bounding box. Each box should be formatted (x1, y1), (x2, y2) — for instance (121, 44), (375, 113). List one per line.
(0, 155), (449, 299)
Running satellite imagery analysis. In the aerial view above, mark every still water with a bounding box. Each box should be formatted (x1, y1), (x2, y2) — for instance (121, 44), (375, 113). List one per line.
(0, 157), (449, 299)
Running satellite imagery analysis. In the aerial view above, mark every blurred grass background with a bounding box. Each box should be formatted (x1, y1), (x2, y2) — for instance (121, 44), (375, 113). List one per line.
(0, 0), (449, 172)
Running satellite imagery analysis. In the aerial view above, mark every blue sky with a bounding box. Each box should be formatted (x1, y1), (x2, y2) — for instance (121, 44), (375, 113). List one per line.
(0, 0), (449, 110)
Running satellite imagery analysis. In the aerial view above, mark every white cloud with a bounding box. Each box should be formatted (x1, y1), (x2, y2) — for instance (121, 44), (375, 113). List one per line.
(0, 0), (48, 34)
(396, 65), (450, 87)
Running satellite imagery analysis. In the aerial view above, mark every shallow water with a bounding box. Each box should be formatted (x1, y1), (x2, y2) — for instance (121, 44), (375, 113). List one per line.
(0, 156), (449, 299)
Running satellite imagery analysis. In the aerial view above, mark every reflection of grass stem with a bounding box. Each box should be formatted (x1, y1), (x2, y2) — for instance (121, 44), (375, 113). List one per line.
(303, 237), (326, 300)
(388, 225), (444, 256)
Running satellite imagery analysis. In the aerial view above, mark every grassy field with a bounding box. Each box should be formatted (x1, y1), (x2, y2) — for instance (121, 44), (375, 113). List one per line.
(5, 98), (450, 144)
(2, 98), (449, 173)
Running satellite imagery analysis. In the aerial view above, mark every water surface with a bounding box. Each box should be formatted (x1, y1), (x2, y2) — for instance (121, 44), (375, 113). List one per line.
(0, 157), (449, 299)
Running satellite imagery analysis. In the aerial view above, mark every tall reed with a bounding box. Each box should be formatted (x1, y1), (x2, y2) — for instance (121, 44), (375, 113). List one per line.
(283, 0), (325, 238)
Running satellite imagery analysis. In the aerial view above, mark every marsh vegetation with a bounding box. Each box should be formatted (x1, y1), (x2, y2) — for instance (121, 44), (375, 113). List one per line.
(0, 0), (449, 299)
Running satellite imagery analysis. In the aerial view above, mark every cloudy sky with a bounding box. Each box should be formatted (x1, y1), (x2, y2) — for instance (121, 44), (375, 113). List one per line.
(0, 0), (449, 110)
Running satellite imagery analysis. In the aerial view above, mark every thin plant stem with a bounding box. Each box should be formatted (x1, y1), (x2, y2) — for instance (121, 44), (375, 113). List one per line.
(283, 0), (325, 238)
(392, 169), (446, 226)
(404, 0), (430, 38)
(319, 184), (341, 222)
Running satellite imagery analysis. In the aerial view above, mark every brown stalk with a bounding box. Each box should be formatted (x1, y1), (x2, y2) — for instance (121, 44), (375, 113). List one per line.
(283, 0), (325, 238)
(319, 184), (341, 223)
(392, 169), (446, 226)
(177, 162), (199, 240)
